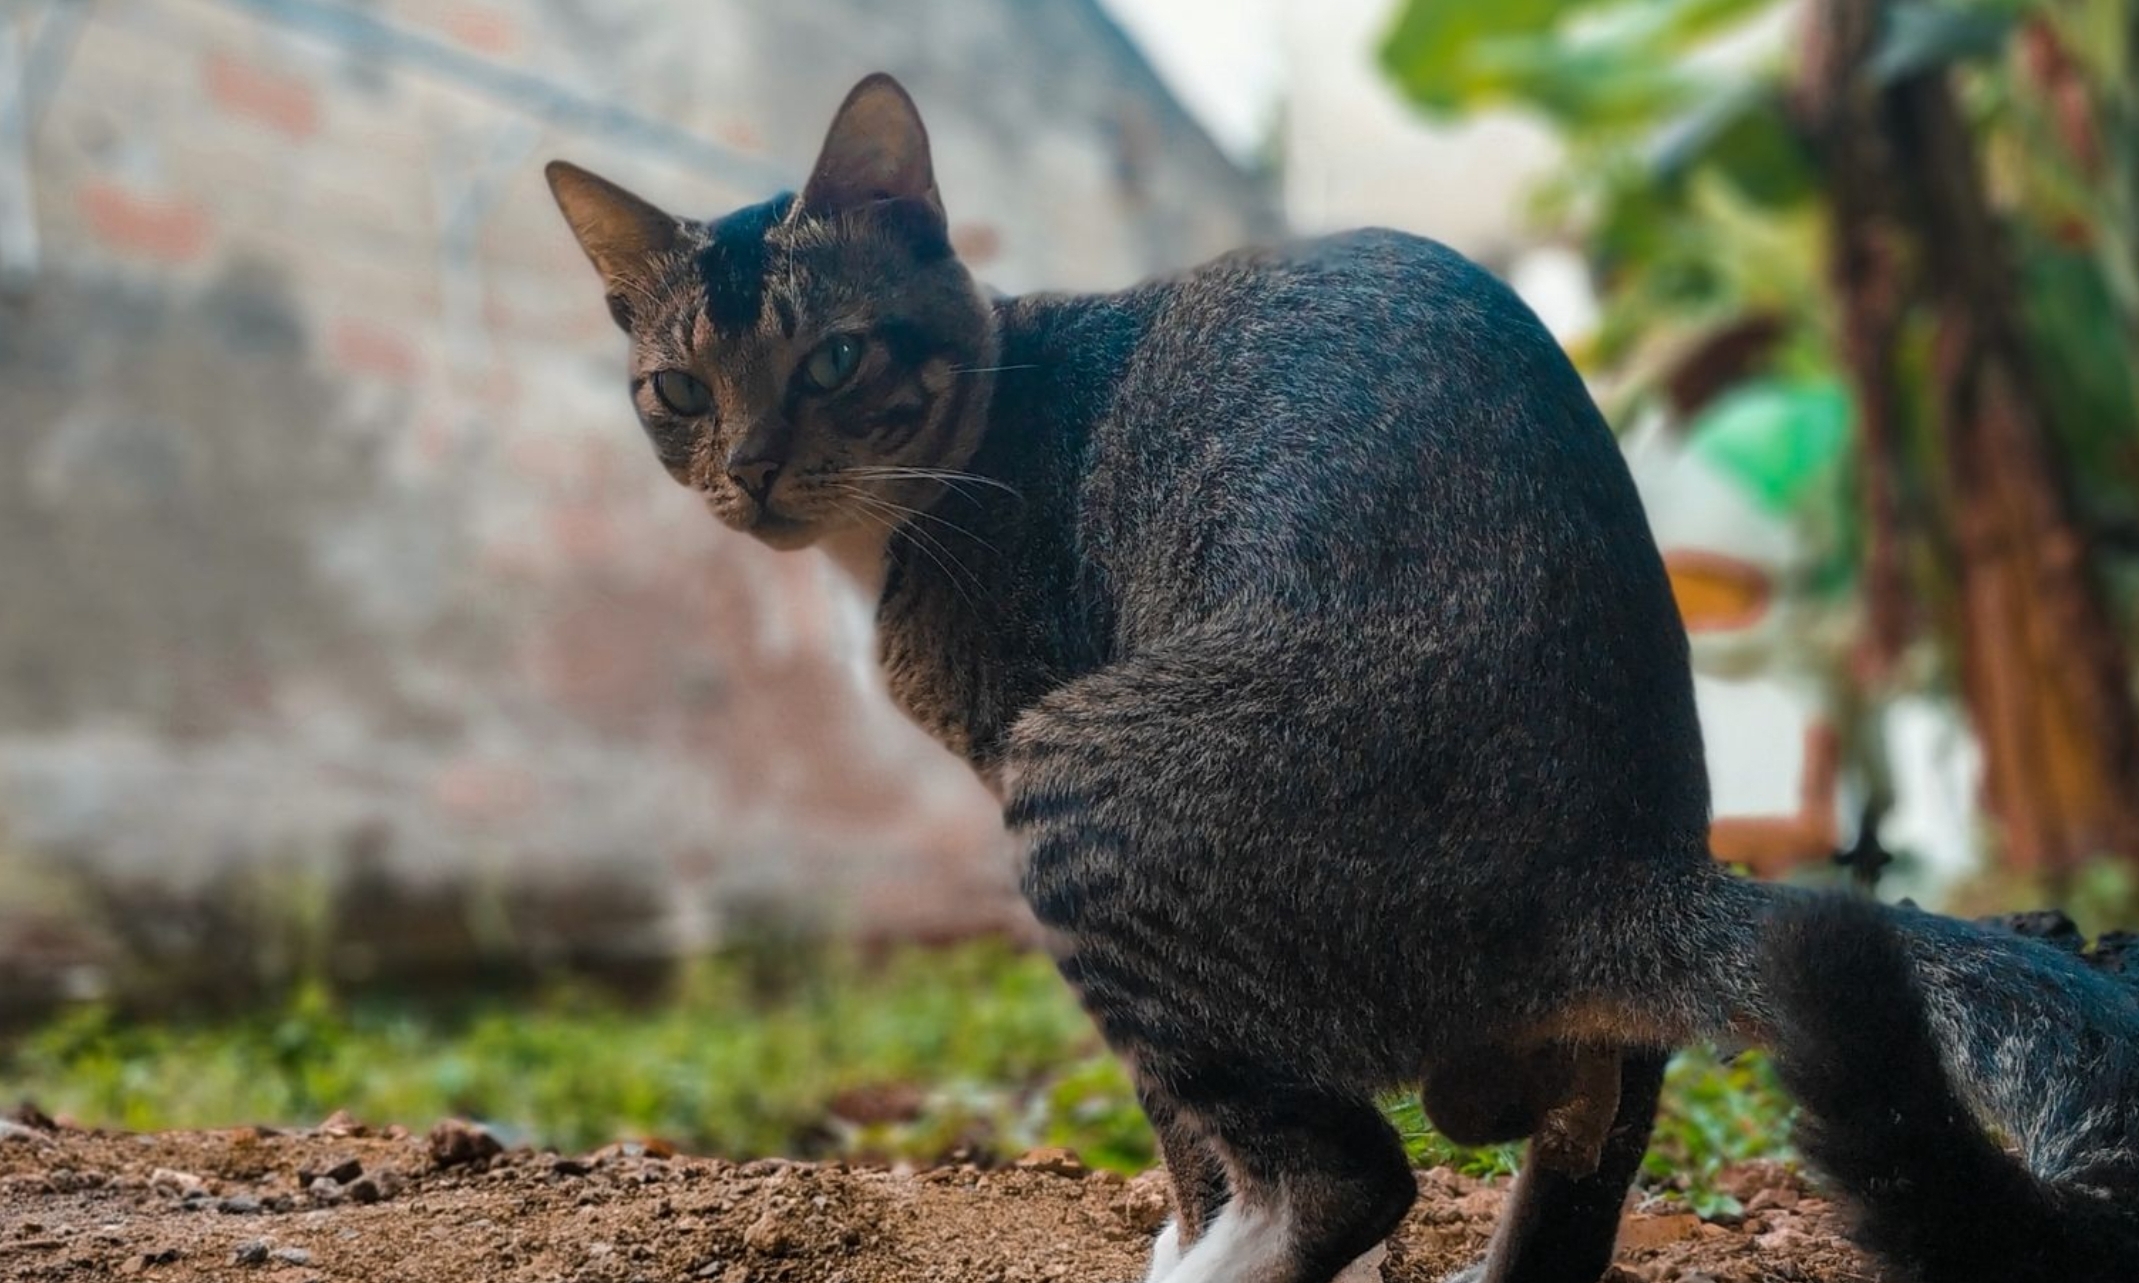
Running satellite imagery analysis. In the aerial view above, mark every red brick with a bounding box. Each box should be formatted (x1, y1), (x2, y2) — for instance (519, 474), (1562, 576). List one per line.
(717, 120), (763, 152)
(202, 51), (320, 139)
(75, 182), (213, 263)
(436, 5), (519, 56)
(413, 411), (455, 465)
(329, 318), (423, 382)
(432, 758), (537, 819)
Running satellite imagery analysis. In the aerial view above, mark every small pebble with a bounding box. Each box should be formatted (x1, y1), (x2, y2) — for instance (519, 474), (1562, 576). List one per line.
(0, 1119), (55, 1147)
(232, 1240), (270, 1266)
(315, 1109), (367, 1137)
(148, 1168), (207, 1199)
(322, 1158), (362, 1185)
(428, 1119), (503, 1169)
(1013, 1146), (1086, 1178)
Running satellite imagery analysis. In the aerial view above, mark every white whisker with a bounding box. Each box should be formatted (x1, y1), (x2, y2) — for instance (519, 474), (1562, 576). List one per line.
(834, 485), (989, 610)
(866, 493), (1004, 560)
(840, 466), (1024, 501)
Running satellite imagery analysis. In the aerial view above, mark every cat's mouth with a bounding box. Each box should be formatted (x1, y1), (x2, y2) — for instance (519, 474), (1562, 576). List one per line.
(714, 494), (818, 550)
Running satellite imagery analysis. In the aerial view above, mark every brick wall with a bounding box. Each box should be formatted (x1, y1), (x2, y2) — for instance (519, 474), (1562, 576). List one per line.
(0, 0), (1276, 1005)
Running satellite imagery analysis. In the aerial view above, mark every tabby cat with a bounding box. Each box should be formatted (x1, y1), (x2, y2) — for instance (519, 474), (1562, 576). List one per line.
(549, 74), (2139, 1283)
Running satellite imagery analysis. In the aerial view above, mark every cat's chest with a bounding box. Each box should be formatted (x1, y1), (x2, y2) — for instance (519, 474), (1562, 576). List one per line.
(873, 586), (1004, 779)
(869, 556), (1082, 787)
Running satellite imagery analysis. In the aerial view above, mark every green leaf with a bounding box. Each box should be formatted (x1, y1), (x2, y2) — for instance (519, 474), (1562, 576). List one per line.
(1647, 80), (1815, 209)
(1869, 2), (2020, 84)
(1380, 0), (1782, 125)
(1378, 0), (1595, 114)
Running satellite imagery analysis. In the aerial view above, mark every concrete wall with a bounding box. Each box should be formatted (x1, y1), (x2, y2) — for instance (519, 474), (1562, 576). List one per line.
(0, 0), (1276, 1009)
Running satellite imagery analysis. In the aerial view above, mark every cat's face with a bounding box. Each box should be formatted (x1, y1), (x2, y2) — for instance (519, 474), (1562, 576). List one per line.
(547, 75), (996, 551)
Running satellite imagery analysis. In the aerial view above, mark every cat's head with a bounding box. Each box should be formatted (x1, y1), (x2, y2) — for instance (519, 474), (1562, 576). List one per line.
(546, 74), (997, 551)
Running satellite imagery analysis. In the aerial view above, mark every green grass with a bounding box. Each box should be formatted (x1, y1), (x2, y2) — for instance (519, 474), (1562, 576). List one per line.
(2, 940), (1791, 1208)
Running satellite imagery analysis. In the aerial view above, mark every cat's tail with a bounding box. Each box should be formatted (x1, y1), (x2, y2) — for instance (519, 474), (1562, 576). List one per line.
(1756, 893), (2139, 1283)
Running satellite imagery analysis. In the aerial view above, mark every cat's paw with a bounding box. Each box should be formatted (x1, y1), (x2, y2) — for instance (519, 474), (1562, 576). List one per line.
(1140, 1220), (1183, 1283)
(1437, 1261), (1486, 1283)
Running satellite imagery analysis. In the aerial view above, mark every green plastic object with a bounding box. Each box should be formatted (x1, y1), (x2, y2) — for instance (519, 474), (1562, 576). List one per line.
(1684, 378), (1852, 518)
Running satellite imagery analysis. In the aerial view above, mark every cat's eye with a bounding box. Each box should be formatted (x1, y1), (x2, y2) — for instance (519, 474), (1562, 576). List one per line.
(651, 370), (711, 416)
(803, 335), (864, 391)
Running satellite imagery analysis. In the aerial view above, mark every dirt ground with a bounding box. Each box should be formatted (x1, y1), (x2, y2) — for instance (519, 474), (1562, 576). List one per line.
(0, 1110), (1875, 1283)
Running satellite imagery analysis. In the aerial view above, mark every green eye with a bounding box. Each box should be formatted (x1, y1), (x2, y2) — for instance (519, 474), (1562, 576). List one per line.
(803, 335), (864, 391)
(651, 370), (710, 415)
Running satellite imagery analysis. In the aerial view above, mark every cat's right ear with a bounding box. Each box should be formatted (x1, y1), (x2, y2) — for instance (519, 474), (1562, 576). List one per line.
(799, 74), (945, 231)
(545, 161), (680, 328)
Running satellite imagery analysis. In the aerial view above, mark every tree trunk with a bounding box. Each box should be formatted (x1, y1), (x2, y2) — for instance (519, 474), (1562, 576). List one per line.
(1802, 0), (2139, 873)
(1796, 0), (1915, 682)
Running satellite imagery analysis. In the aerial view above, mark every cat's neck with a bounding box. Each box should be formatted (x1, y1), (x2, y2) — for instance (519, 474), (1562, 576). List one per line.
(967, 290), (1148, 486)
(850, 290), (1149, 773)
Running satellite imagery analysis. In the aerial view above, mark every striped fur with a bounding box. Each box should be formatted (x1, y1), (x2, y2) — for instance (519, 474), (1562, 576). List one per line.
(553, 73), (2139, 1283)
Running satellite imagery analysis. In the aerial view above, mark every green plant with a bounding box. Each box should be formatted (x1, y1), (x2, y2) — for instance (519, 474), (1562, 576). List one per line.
(1383, 0), (2139, 876)
(1643, 1047), (1795, 1217)
(4, 942), (1795, 1212)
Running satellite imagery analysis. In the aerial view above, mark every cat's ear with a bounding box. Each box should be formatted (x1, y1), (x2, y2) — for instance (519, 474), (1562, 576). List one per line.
(545, 161), (681, 315)
(799, 74), (945, 230)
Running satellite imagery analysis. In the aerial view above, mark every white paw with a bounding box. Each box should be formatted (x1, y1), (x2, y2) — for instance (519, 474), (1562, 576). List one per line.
(1166, 1202), (1289, 1283)
(1141, 1220), (1183, 1283)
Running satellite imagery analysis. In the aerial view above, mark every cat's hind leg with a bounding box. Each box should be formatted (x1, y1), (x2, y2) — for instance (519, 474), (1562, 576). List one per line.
(1436, 1047), (1668, 1283)
(1000, 631), (1425, 1283)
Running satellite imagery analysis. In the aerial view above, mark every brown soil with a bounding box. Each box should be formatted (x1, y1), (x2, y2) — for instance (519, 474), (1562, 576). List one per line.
(0, 1115), (1875, 1282)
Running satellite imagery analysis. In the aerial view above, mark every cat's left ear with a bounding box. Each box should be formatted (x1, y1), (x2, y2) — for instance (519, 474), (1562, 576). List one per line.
(799, 74), (945, 232)
(545, 160), (681, 313)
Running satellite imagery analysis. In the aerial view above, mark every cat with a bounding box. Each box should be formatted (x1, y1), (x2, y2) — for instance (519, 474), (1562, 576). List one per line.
(547, 73), (2139, 1283)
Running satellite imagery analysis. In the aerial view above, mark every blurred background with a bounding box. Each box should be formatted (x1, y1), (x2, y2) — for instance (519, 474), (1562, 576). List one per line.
(1, 0), (2134, 1184)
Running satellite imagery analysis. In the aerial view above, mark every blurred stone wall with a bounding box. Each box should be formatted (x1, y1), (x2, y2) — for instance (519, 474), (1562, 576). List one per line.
(0, 0), (1277, 1012)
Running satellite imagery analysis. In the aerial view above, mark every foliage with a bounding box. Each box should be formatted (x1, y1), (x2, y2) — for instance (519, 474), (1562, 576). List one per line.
(1379, 0), (2139, 454)
(5, 942), (1790, 1208)
(1380, 1094), (1524, 1182)
(1381, 0), (1782, 133)
(1946, 855), (2139, 937)
(10, 943), (1094, 1161)
(1388, 0), (1829, 384)
(1383, 0), (2139, 876)
(1643, 1046), (1794, 1218)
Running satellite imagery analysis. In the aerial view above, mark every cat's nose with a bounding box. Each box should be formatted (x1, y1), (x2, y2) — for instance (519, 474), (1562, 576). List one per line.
(726, 453), (782, 502)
